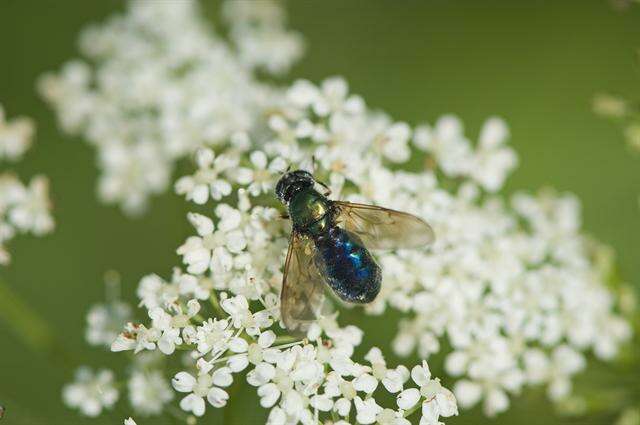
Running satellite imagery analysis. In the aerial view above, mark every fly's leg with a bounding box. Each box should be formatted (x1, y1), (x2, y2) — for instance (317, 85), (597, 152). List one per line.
(317, 180), (331, 196)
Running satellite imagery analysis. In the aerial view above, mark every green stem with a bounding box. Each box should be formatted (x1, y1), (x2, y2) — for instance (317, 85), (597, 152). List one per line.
(0, 277), (54, 352)
(0, 277), (79, 370)
(175, 343), (197, 351)
(403, 398), (426, 419)
(168, 404), (192, 423)
(209, 292), (225, 317)
(274, 334), (297, 345)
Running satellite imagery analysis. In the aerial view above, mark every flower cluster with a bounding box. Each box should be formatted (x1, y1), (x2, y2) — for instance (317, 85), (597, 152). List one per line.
(222, 0), (304, 75)
(85, 296), (132, 348)
(39, 0), (300, 215)
(54, 0), (631, 423)
(0, 104), (54, 265)
(101, 287), (458, 424)
(173, 76), (630, 416)
(62, 367), (119, 417)
(0, 104), (34, 161)
(593, 93), (640, 153)
(593, 92), (640, 209)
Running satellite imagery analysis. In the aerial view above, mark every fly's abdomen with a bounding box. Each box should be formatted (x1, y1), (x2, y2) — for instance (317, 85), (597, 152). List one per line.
(314, 227), (382, 304)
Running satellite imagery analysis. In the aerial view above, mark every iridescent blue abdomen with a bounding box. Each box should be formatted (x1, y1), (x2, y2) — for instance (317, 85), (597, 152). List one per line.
(314, 227), (382, 304)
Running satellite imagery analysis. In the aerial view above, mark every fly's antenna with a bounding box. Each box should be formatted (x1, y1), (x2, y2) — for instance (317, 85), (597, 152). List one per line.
(283, 164), (291, 174)
(299, 155), (318, 174)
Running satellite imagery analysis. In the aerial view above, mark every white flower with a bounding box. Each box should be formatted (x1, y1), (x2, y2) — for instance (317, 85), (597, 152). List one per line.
(397, 388), (420, 410)
(85, 301), (132, 347)
(195, 318), (233, 355)
(0, 173), (55, 265)
(175, 149), (236, 204)
(222, 0), (304, 75)
(377, 408), (411, 425)
(178, 206), (247, 275)
(172, 368), (233, 416)
(97, 141), (170, 215)
(452, 380), (482, 410)
(364, 347), (408, 393)
(124, 418), (137, 425)
(231, 329), (278, 373)
(379, 122), (412, 163)
(128, 370), (173, 415)
(63, 367), (119, 417)
(409, 362), (458, 424)
(470, 117), (517, 192)
(313, 77), (364, 117)
(147, 308), (181, 355)
(0, 104), (34, 161)
(235, 151), (286, 196)
(7, 175), (54, 234)
(178, 272), (214, 301)
(413, 115), (472, 177)
(354, 396), (383, 424)
(323, 371), (356, 417)
(0, 173), (54, 265)
(523, 345), (586, 402)
(221, 294), (272, 336)
(420, 381), (458, 424)
(111, 322), (158, 354)
(136, 274), (170, 310)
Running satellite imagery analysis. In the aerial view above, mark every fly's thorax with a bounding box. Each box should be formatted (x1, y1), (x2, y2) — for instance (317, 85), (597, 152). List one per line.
(306, 213), (333, 235)
(288, 188), (332, 232)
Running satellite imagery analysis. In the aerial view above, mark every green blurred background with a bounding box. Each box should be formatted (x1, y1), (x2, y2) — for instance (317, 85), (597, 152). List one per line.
(0, 1), (639, 424)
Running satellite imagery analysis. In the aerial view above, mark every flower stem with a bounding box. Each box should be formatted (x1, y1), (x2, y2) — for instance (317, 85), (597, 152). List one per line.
(0, 277), (77, 369)
(0, 277), (54, 352)
(167, 404), (192, 423)
(274, 334), (297, 345)
(403, 398), (425, 419)
(175, 343), (197, 351)
(209, 292), (225, 317)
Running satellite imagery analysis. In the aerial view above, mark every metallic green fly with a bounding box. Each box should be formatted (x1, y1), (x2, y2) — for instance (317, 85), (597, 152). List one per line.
(275, 170), (435, 332)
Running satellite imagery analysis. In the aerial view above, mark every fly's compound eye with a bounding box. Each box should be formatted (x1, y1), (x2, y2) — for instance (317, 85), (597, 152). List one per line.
(276, 170), (316, 203)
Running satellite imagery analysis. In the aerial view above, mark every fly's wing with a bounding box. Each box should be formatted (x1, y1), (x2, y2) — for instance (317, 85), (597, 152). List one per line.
(280, 231), (326, 333)
(334, 201), (435, 250)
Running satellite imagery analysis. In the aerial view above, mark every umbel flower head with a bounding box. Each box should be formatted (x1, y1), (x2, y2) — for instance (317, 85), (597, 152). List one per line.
(52, 0), (631, 423)
(38, 0), (301, 215)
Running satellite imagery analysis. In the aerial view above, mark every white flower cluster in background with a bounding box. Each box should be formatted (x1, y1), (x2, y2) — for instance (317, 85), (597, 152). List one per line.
(222, 0), (304, 75)
(62, 367), (119, 417)
(593, 93), (640, 211)
(0, 104), (54, 265)
(0, 104), (34, 161)
(39, 0), (301, 215)
(593, 93), (640, 152)
(54, 0), (632, 423)
(85, 297), (132, 348)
